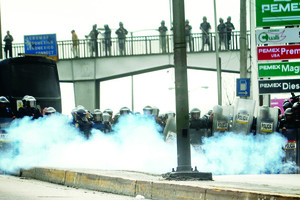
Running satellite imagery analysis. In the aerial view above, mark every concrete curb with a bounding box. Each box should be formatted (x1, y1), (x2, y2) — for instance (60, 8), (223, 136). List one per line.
(21, 168), (300, 200)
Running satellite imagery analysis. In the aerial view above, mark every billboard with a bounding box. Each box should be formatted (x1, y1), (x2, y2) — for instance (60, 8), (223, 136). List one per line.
(257, 45), (300, 60)
(259, 79), (300, 94)
(24, 34), (57, 60)
(256, 0), (300, 27)
(258, 62), (300, 77)
(256, 28), (300, 44)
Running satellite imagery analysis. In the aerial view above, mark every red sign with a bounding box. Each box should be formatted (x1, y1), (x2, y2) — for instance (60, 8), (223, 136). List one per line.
(257, 45), (300, 61)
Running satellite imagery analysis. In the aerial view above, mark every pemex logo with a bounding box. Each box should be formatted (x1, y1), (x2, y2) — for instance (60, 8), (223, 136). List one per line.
(258, 30), (287, 43)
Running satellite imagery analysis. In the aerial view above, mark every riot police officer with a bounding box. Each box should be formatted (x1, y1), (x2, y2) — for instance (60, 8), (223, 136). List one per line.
(185, 19), (193, 52)
(18, 96), (42, 119)
(93, 109), (106, 132)
(224, 16), (235, 49)
(0, 96), (14, 118)
(217, 18), (227, 50)
(143, 105), (153, 116)
(44, 107), (56, 116)
(200, 16), (211, 51)
(74, 108), (93, 139)
(102, 112), (112, 133)
(189, 108), (211, 144)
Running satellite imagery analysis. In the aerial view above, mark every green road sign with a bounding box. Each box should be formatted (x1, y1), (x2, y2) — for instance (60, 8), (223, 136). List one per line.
(256, 0), (300, 27)
(258, 62), (300, 77)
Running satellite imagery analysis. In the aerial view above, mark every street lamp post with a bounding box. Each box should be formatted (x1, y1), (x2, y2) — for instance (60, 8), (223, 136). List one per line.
(163, 0), (212, 181)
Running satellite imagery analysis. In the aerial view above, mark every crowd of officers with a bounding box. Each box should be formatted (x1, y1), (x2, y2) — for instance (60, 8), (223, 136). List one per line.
(75, 16), (235, 57)
(0, 93), (299, 142)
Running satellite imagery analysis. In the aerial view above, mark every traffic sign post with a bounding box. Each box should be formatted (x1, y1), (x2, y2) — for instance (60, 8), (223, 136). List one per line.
(258, 62), (300, 77)
(256, 28), (300, 45)
(237, 78), (250, 97)
(24, 34), (58, 61)
(256, 0), (300, 27)
(257, 45), (300, 61)
(259, 79), (300, 94)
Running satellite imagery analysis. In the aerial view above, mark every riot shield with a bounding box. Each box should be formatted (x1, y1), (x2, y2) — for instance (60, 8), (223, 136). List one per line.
(232, 98), (256, 135)
(0, 117), (13, 152)
(163, 116), (176, 143)
(281, 128), (297, 165)
(256, 106), (278, 134)
(212, 105), (234, 135)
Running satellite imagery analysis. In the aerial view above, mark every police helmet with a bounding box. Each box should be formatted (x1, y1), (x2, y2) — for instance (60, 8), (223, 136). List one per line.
(227, 16), (231, 20)
(203, 16), (207, 20)
(94, 109), (103, 122)
(190, 108), (201, 119)
(185, 19), (189, 23)
(161, 20), (165, 24)
(283, 101), (292, 111)
(292, 102), (300, 118)
(22, 95), (29, 106)
(45, 107), (56, 115)
(119, 22), (123, 26)
(119, 107), (130, 115)
(152, 106), (160, 117)
(143, 105), (153, 115)
(166, 111), (175, 118)
(0, 96), (9, 108)
(273, 106), (281, 116)
(103, 108), (113, 117)
(104, 24), (109, 28)
(284, 108), (293, 121)
(77, 105), (85, 110)
(219, 18), (223, 22)
(93, 24), (97, 28)
(102, 112), (111, 122)
(135, 112), (141, 116)
(0, 96), (9, 104)
(76, 108), (88, 122)
(26, 96), (36, 108)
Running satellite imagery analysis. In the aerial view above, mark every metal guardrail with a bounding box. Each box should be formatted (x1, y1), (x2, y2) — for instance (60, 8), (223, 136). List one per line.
(6, 31), (250, 60)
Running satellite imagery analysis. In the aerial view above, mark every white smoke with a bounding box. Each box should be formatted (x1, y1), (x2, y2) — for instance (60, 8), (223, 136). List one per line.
(0, 114), (298, 175)
(0, 114), (176, 173)
(192, 132), (299, 175)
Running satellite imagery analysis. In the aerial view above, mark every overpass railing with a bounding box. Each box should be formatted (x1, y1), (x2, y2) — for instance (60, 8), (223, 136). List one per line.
(8, 31), (250, 60)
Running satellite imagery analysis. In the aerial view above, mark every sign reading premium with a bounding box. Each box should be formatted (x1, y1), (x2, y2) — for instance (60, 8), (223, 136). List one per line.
(259, 79), (300, 94)
(258, 62), (300, 77)
(256, 28), (300, 44)
(257, 45), (300, 60)
(256, 0), (300, 27)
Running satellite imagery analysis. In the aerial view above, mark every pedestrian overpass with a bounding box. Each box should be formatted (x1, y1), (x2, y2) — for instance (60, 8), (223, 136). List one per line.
(10, 31), (251, 112)
(57, 50), (250, 112)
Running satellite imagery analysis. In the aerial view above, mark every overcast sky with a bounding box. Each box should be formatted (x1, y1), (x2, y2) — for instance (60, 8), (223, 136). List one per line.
(1, 0), (250, 43)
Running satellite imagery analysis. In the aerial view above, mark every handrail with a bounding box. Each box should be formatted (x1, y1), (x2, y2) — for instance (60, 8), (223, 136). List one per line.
(5, 31), (251, 60)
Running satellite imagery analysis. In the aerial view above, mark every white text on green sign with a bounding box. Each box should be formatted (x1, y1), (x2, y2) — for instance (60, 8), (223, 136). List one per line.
(258, 62), (300, 77)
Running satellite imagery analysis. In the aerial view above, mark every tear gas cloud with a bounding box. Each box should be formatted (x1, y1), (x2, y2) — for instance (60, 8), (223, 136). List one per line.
(0, 114), (298, 175)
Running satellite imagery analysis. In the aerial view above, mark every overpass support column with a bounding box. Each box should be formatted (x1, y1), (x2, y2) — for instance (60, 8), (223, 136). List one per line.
(73, 80), (100, 112)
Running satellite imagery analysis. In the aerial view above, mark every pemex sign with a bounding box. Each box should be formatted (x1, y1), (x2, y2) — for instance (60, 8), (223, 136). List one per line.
(258, 61), (300, 77)
(256, 0), (300, 27)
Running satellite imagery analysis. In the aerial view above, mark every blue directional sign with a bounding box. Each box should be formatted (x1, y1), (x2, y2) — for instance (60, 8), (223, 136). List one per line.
(236, 78), (250, 97)
(24, 34), (57, 58)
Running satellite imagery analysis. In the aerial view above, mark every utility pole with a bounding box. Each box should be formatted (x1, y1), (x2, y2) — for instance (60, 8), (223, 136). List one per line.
(214, 0), (222, 105)
(163, 0), (212, 180)
(240, 0), (247, 80)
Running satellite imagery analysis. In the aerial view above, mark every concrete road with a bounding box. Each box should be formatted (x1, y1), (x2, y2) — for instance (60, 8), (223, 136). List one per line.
(0, 175), (146, 200)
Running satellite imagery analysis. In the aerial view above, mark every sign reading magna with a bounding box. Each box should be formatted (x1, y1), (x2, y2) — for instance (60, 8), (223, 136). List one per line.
(256, 0), (300, 27)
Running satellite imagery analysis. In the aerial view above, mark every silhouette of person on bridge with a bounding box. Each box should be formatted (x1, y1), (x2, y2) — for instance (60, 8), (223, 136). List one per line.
(3, 31), (13, 58)
(71, 30), (79, 58)
(86, 24), (99, 57)
(115, 22), (128, 56)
